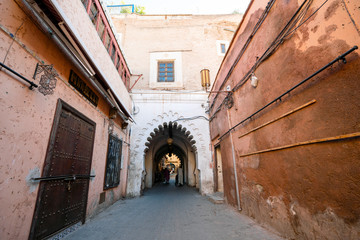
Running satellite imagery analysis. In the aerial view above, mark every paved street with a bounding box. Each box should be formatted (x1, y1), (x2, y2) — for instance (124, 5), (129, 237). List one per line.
(63, 181), (283, 240)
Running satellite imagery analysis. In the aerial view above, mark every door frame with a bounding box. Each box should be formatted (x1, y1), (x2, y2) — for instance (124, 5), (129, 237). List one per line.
(29, 99), (96, 239)
(213, 143), (223, 192)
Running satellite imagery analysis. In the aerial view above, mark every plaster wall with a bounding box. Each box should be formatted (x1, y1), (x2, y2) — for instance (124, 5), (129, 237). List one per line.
(51, 0), (132, 113)
(111, 14), (242, 196)
(144, 148), (153, 188)
(111, 14), (242, 90)
(128, 91), (213, 196)
(0, 1), (130, 239)
(209, 0), (360, 239)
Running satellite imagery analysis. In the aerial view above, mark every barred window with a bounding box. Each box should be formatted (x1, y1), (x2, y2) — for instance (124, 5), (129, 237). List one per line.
(104, 31), (111, 51)
(104, 134), (122, 190)
(111, 43), (116, 62)
(158, 61), (174, 82)
(97, 17), (105, 39)
(81, 0), (89, 8)
(116, 55), (121, 69)
(89, 2), (98, 26)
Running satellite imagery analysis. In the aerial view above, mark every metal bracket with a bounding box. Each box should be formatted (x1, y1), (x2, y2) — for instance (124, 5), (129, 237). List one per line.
(31, 174), (95, 182)
(33, 63), (59, 95)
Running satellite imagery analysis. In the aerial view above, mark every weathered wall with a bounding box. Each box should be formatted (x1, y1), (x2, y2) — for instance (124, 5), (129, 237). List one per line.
(0, 1), (130, 239)
(111, 14), (243, 196)
(209, 0), (360, 239)
(54, 0), (132, 112)
(128, 91), (213, 196)
(112, 14), (242, 90)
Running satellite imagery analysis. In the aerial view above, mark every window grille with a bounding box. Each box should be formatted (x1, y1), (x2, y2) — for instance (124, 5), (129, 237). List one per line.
(81, 0), (130, 90)
(104, 31), (111, 51)
(158, 61), (174, 82)
(81, 0), (89, 8)
(97, 17), (105, 39)
(89, 2), (98, 26)
(111, 43), (116, 62)
(116, 55), (121, 70)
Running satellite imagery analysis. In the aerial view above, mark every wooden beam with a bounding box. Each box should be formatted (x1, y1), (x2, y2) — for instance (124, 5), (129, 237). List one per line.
(239, 132), (360, 157)
(238, 99), (316, 139)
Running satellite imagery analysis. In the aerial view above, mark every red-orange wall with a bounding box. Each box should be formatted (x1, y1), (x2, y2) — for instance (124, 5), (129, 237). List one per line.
(209, 0), (360, 239)
(0, 1), (130, 239)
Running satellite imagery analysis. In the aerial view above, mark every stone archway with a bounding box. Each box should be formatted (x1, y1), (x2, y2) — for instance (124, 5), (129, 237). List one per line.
(143, 121), (198, 189)
(128, 111), (213, 197)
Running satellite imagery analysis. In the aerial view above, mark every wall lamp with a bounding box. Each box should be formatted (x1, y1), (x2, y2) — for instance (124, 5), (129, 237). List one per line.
(200, 69), (231, 93)
(250, 73), (258, 88)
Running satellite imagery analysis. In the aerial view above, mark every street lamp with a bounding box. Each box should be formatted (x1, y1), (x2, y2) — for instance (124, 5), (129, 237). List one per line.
(200, 68), (231, 93)
(200, 69), (210, 90)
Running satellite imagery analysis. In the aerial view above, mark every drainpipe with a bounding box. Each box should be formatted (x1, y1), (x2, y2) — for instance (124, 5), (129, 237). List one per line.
(227, 109), (241, 211)
(21, 0), (130, 122)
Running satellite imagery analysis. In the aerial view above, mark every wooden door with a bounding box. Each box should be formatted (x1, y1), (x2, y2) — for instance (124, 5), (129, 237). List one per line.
(29, 99), (96, 240)
(214, 145), (224, 192)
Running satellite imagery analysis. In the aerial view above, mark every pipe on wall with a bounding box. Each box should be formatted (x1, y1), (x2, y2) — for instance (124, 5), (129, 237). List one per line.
(20, 0), (129, 122)
(0, 62), (38, 89)
(227, 109), (241, 211)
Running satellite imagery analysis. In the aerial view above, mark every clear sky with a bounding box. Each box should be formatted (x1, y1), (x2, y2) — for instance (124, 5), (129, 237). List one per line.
(106, 0), (251, 15)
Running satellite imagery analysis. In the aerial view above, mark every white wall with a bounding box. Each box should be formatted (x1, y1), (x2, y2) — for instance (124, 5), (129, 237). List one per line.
(110, 14), (242, 197)
(127, 90), (213, 196)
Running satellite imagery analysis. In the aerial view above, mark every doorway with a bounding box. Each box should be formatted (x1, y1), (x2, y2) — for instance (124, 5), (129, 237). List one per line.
(29, 99), (96, 240)
(143, 122), (197, 189)
(214, 145), (224, 192)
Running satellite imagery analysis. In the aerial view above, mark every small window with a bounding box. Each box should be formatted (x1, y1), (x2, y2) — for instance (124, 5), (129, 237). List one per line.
(81, 0), (89, 9)
(220, 43), (226, 54)
(104, 134), (122, 190)
(111, 43), (116, 62)
(89, 2), (98, 26)
(116, 55), (121, 69)
(158, 61), (174, 82)
(97, 17), (105, 39)
(123, 70), (128, 85)
(119, 63), (124, 76)
(104, 31), (111, 51)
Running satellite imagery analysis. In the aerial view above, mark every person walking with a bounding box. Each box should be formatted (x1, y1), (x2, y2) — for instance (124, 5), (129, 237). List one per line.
(178, 165), (183, 186)
(164, 167), (170, 184)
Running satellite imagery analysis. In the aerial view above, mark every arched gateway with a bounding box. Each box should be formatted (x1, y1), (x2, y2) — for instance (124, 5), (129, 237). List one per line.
(127, 110), (213, 196)
(143, 122), (199, 189)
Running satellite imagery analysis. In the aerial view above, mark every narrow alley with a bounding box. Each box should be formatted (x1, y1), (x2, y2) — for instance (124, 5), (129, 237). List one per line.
(63, 179), (282, 240)
(1, 0), (359, 239)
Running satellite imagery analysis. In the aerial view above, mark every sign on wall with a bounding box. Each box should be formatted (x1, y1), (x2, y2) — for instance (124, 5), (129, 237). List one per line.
(69, 70), (99, 106)
(104, 134), (122, 190)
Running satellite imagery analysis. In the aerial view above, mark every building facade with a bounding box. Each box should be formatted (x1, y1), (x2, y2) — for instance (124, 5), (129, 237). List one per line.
(0, 0), (133, 239)
(111, 13), (242, 196)
(209, 0), (360, 239)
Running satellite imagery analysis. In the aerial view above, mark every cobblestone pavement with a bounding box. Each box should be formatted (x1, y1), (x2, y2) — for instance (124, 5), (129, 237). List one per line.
(63, 181), (283, 240)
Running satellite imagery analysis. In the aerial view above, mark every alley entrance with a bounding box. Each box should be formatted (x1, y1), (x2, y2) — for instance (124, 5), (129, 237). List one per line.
(62, 182), (282, 240)
(143, 122), (199, 190)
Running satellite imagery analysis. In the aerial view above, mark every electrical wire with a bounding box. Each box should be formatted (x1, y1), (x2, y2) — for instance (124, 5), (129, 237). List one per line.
(1, 20), (25, 67)
(173, 116), (209, 122)
(217, 45), (357, 142)
(208, 0), (277, 112)
(209, 0), (330, 121)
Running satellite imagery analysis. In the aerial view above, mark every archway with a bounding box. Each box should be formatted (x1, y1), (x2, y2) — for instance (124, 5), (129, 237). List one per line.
(143, 121), (198, 189)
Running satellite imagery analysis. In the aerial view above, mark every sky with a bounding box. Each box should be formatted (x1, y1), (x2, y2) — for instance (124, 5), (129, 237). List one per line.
(105, 0), (251, 15)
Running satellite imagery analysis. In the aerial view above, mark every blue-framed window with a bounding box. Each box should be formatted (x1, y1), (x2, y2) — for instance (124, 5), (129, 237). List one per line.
(220, 43), (226, 54)
(158, 61), (174, 82)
